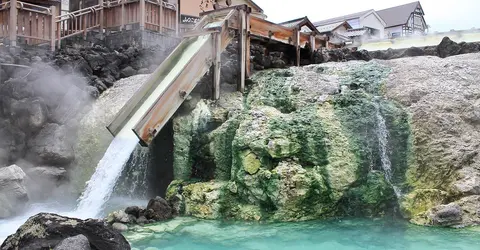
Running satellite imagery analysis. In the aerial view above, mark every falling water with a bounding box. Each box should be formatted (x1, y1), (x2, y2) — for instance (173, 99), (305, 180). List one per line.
(373, 99), (401, 198)
(113, 145), (150, 199)
(75, 35), (211, 218)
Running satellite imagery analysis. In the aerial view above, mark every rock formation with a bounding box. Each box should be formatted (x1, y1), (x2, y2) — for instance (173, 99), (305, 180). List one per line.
(165, 51), (480, 227)
(0, 165), (28, 218)
(1, 213), (130, 250)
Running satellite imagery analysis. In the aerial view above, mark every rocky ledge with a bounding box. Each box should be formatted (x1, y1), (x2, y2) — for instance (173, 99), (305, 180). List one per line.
(1, 213), (130, 250)
(164, 52), (480, 227)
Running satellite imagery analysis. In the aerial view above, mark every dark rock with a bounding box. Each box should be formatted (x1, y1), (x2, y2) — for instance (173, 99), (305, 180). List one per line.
(459, 42), (480, 54)
(26, 166), (67, 182)
(401, 47), (425, 57)
(429, 203), (463, 226)
(125, 206), (142, 218)
(351, 49), (372, 61)
(120, 66), (136, 78)
(1, 213), (131, 250)
(0, 120), (26, 163)
(84, 52), (106, 71)
(145, 196), (173, 221)
(437, 37), (462, 58)
(28, 124), (75, 166)
(0, 78), (34, 100)
(8, 97), (48, 133)
(54, 234), (91, 250)
(272, 59), (286, 68)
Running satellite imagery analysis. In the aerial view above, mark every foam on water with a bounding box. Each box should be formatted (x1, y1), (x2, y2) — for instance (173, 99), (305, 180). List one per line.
(75, 35), (211, 218)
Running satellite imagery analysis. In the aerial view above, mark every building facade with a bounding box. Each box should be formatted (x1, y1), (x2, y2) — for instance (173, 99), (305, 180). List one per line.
(377, 1), (427, 38)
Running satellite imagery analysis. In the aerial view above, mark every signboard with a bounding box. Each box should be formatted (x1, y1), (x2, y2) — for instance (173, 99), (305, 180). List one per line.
(181, 14), (201, 24)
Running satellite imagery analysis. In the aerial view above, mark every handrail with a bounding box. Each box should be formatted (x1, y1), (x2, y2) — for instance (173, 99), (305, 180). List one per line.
(17, 1), (52, 15)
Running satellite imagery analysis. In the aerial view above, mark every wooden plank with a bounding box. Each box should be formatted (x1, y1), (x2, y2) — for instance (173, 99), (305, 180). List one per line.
(238, 8), (246, 92)
(139, 0), (145, 30)
(50, 5), (55, 51)
(250, 15), (293, 45)
(212, 32), (221, 100)
(99, 0), (104, 34)
(159, 2), (163, 33)
(245, 12), (251, 77)
(9, 0), (17, 47)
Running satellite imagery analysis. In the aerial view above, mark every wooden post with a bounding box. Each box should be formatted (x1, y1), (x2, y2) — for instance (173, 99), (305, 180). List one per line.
(175, 0), (179, 35)
(237, 9), (246, 92)
(82, 14), (87, 40)
(9, 0), (17, 47)
(309, 33), (315, 61)
(57, 21), (61, 49)
(50, 5), (56, 51)
(121, 0), (125, 30)
(139, 0), (145, 30)
(294, 28), (300, 66)
(99, 0), (104, 35)
(159, 0), (163, 33)
(245, 12), (251, 78)
(212, 33), (221, 100)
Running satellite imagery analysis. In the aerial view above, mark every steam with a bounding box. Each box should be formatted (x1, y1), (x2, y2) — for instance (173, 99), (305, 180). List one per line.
(359, 29), (480, 51)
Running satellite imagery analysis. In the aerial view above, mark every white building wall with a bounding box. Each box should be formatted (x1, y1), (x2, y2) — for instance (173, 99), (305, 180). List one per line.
(360, 13), (385, 38)
(385, 26), (403, 38)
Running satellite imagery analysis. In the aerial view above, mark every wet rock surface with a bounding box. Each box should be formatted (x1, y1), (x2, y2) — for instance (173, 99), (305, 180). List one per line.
(53, 234), (91, 250)
(1, 213), (130, 250)
(0, 164), (28, 218)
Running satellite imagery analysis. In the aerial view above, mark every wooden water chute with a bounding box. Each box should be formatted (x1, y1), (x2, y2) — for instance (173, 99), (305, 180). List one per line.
(108, 4), (326, 147)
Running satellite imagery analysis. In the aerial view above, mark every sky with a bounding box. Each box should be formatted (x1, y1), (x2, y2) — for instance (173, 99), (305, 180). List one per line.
(253, 0), (480, 32)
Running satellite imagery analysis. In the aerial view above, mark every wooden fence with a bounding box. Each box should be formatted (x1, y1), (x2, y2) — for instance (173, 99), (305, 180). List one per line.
(0, 0), (179, 51)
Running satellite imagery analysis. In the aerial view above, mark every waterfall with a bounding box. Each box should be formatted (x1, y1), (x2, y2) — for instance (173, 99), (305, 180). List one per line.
(75, 128), (139, 218)
(113, 146), (150, 199)
(373, 99), (401, 198)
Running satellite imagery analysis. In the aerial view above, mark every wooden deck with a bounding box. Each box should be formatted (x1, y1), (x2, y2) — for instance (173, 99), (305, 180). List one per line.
(0, 0), (179, 50)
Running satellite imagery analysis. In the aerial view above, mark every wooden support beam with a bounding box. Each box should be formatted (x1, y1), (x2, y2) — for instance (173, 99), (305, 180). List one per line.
(99, 0), (104, 35)
(121, 0), (125, 30)
(9, 0), (17, 47)
(82, 14), (87, 40)
(245, 12), (251, 78)
(159, 0), (163, 33)
(140, 0), (146, 30)
(309, 33), (315, 60)
(238, 8), (246, 92)
(57, 21), (61, 49)
(50, 5), (56, 51)
(294, 28), (300, 66)
(175, 0), (179, 35)
(212, 32), (221, 100)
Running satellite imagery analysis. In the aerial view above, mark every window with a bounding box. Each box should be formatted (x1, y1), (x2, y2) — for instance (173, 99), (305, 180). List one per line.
(391, 32), (401, 38)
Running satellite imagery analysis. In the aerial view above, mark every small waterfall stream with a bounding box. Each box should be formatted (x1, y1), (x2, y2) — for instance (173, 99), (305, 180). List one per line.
(373, 99), (401, 198)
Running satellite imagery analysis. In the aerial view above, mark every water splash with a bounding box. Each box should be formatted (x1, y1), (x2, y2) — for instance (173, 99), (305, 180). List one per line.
(373, 99), (401, 198)
(113, 146), (150, 199)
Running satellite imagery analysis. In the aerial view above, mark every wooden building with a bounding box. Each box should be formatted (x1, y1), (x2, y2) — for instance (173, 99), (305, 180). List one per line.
(377, 1), (427, 38)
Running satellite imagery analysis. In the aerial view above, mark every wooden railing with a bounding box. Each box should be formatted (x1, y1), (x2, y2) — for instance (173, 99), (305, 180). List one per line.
(0, 0), (179, 51)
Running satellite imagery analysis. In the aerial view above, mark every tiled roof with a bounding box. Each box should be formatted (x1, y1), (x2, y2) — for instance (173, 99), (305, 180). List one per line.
(313, 9), (373, 27)
(377, 1), (422, 28)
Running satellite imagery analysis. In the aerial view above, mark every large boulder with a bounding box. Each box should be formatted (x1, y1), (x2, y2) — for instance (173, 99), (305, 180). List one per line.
(1, 213), (131, 250)
(146, 196), (173, 221)
(7, 97), (48, 133)
(0, 164), (28, 218)
(436, 37), (462, 58)
(0, 78), (34, 100)
(25, 166), (68, 200)
(27, 124), (75, 166)
(54, 235), (91, 250)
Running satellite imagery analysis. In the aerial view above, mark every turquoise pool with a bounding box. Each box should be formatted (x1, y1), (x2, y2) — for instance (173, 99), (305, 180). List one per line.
(124, 217), (480, 250)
